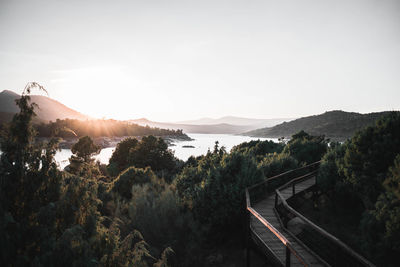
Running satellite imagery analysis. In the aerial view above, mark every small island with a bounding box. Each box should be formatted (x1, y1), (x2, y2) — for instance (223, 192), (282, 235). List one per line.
(182, 145), (195, 148)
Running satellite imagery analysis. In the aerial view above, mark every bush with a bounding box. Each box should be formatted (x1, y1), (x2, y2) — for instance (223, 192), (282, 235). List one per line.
(111, 167), (158, 199)
(128, 183), (202, 265)
(258, 152), (299, 178)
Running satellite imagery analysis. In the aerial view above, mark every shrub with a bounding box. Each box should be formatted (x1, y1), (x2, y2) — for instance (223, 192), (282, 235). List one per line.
(111, 167), (158, 199)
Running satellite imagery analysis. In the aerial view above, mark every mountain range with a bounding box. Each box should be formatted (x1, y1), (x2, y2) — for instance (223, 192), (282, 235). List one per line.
(1, 90), (396, 139)
(128, 118), (268, 134)
(177, 116), (293, 127)
(0, 90), (285, 134)
(245, 110), (396, 141)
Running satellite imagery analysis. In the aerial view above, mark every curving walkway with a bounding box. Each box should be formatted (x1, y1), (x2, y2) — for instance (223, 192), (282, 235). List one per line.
(250, 176), (325, 266)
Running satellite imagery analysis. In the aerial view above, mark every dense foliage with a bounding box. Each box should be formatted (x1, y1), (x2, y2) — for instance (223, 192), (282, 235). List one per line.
(176, 147), (264, 236)
(316, 112), (400, 266)
(175, 132), (325, 241)
(108, 135), (180, 182)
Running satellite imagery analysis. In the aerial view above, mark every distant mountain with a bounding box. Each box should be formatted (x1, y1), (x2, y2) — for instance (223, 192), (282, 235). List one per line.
(0, 90), (89, 122)
(129, 118), (255, 134)
(245, 110), (396, 141)
(177, 116), (294, 128)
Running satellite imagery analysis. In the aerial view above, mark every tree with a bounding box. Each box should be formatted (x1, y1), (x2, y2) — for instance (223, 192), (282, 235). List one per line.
(316, 142), (346, 194)
(0, 83), (63, 265)
(128, 135), (177, 181)
(359, 155), (400, 266)
(71, 136), (101, 162)
(384, 154), (400, 199)
(231, 139), (284, 159)
(342, 112), (400, 209)
(312, 113), (400, 266)
(108, 137), (138, 175)
(283, 130), (327, 164)
(176, 147), (264, 238)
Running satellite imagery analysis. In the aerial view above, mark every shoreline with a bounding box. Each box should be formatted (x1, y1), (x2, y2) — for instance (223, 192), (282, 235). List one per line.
(37, 134), (194, 149)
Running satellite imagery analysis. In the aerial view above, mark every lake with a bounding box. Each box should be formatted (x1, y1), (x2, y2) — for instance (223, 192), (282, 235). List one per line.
(54, 133), (277, 169)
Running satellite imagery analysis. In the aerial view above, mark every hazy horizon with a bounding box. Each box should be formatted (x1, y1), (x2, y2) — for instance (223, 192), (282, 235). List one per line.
(1, 0), (399, 121)
(3, 87), (396, 123)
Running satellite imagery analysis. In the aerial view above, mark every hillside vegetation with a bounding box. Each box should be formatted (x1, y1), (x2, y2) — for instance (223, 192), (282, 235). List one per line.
(35, 118), (190, 140)
(312, 112), (400, 266)
(246, 110), (395, 141)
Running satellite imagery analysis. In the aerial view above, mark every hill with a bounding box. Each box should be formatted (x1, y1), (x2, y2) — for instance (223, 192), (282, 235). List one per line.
(177, 116), (293, 128)
(245, 110), (396, 141)
(129, 118), (255, 134)
(0, 90), (89, 122)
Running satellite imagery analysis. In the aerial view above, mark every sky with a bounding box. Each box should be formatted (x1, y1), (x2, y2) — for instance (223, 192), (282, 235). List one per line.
(0, 0), (399, 122)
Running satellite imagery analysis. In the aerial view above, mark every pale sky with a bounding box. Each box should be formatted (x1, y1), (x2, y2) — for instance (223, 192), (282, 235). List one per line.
(1, 0), (399, 122)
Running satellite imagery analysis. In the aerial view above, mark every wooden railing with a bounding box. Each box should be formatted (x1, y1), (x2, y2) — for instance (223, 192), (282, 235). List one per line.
(245, 162), (321, 266)
(246, 162), (321, 204)
(246, 197), (308, 266)
(245, 161), (376, 267)
(274, 173), (375, 267)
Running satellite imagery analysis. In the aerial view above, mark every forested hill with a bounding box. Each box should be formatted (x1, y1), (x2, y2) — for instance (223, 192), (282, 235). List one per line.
(245, 110), (396, 140)
(35, 118), (191, 139)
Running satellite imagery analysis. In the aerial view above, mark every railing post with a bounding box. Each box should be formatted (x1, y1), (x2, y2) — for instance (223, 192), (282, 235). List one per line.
(275, 192), (278, 208)
(286, 246), (291, 267)
(292, 183), (295, 196)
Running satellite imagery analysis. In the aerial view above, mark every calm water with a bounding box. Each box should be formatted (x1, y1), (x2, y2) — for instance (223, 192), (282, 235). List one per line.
(54, 133), (277, 169)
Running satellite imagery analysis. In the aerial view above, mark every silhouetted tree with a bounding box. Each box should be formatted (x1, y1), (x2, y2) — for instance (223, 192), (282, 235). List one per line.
(128, 135), (177, 181)
(0, 83), (62, 265)
(108, 137), (138, 175)
(71, 136), (100, 162)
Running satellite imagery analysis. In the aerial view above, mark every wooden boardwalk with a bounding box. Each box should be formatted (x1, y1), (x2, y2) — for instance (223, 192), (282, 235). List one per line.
(250, 176), (325, 266)
(246, 162), (374, 266)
